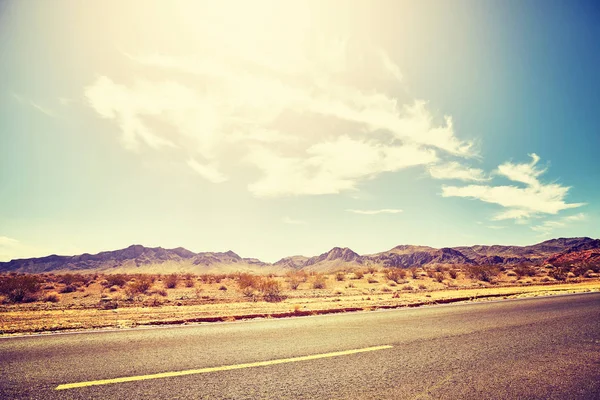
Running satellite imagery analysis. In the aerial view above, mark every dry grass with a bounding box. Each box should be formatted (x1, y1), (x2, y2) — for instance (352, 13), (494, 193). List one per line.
(1, 267), (599, 334)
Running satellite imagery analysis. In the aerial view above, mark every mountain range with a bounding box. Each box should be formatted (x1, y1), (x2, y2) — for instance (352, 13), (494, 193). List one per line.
(0, 237), (598, 274)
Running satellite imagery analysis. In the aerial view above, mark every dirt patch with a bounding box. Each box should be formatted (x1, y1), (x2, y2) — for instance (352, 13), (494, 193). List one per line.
(1, 274), (598, 335)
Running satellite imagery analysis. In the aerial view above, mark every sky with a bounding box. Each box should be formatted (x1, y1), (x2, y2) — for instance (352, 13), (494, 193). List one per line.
(0, 0), (598, 262)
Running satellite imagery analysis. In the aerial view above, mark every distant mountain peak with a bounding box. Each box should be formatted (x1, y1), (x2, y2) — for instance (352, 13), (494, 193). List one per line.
(0, 237), (597, 274)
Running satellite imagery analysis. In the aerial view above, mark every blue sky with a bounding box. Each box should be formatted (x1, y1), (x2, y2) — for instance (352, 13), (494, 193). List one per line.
(0, 0), (598, 262)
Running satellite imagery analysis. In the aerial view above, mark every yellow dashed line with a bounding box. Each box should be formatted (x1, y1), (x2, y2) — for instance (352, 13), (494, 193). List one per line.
(55, 345), (393, 390)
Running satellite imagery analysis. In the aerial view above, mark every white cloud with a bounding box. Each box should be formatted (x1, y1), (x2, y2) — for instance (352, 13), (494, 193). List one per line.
(58, 97), (75, 106)
(0, 236), (82, 262)
(346, 209), (403, 215)
(282, 216), (307, 225)
(12, 93), (56, 117)
(531, 213), (587, 235)
(186, 158), (227, 183)
(496, 153), (545, 187)
(85, 36), (475, 197)
(0, 236), (19, 247)
(428, 161), (488, 181)
(246, 137), (437, 197)
(378, 49), (403, 83)
(442, 154), (584, 221)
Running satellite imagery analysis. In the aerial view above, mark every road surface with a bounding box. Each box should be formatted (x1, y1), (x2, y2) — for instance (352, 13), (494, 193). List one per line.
(1, 293), (599, 399)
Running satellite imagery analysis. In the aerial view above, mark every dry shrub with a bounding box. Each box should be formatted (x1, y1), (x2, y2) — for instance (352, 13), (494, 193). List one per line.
(367, 277), (379, 284)
(164, 273), (178, 289)
(147, 296), (164, 307)
(335, 272), (346, 281)
(381, 286), (393, 293)
(242, 286), (259, 300)
(60, 273), (90, 286)
(367, 266), (377, 274)
(104, 274), (128, 288)
(259, 278), (285, 302)
(286, 272), (305, 290)
(60, 284), (77, 293)
(43, 291), (61, 303)
(0, 274), (41, 303)
(352, 270), (364, 280)
(418, 283), (427, 290)
(238, 273), (260, 289)
(184, 274), (195, 287)
(288, 276), (301, 290)
(465, 265), (498, 282)
(409, 267), (419, 279)
(449, 269), (458, 279)
(219, 285), (228, 291)
(402, 284), (414, 291)
(127, 275), (154, 294)
(549, 267), (567, 281)
(312, 275), (327, 289)
(385, 268), (406, 283)
(571, 265), (589, 278)
(434, 272), (445, 283)
(237, 274), (285, 301)
(514, 264), (536, 278)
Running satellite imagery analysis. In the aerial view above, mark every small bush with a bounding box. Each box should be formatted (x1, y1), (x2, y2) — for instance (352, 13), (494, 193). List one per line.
(449, 269), (458, 279)
(409, 267), (419, 279)
(418, 283), (427, 290)
(367, 277), (379, 284)
(60, 284), (77, 294)
(514, 264), (536, 278)
(164, 273), (178, 289)
(259, 279), (285, 302)
(381, 286), (393, 293)
(465, 265), (498, 282)
(549, 267), (567, 281)
(60, 273), (88, 286)
(312, 276), (327, 289)
(242, 287), (258, 300)
(219, 285), (228, 291)
(0, 274), (42, 303)
(402, 284), (414, 291)
(104, 274), (128, 288)
(385, 268), (406, 283)
(335, 272), (346, 281)
(352, 270), (364, 280)
(43, 292), (61, 303)
(238, 273), (259, 289)
(288, 277), (301, 290)
(434, 272), (445, 283)
(127, 275), (154, 294)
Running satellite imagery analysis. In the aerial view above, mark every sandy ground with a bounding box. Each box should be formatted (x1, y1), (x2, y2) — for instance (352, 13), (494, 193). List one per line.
(1, 271), (598, 335)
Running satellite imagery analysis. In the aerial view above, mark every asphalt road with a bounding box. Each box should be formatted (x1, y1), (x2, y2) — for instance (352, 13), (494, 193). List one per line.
(1, 293), (599, 399)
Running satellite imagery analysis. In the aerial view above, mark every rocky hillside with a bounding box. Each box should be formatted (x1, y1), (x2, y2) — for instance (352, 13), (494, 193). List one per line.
(1, 237), (598, 274)
(0, 245), (273, 274)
